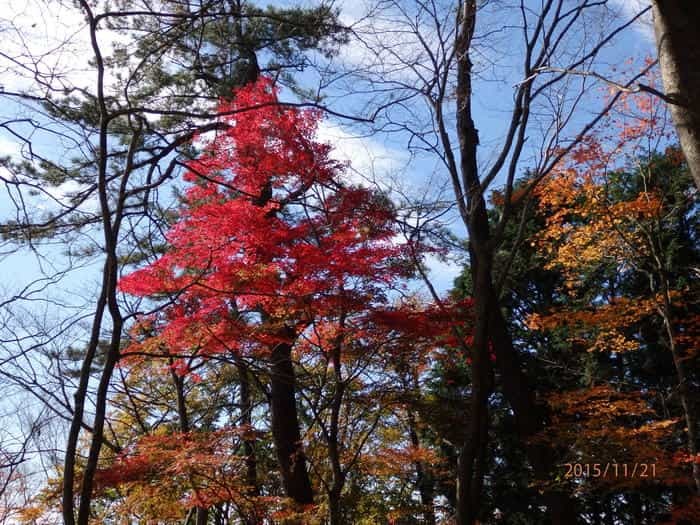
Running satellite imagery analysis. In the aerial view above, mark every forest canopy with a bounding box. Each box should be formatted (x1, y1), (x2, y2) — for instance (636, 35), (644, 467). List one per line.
(0, 1), (698, 524)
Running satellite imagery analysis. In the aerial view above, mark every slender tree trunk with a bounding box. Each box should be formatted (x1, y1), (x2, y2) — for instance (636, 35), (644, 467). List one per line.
(231, 0), (260, 87)
(407, 410), (436, 525)
(64, 5), (122, 522)
(239, 364), (258, 494)
(269, 340), (314, 505)
(470, 395), (490, 515)
(76, 206), (124, 525)
(652, 1), (700, 191)
(592, 497), (601, 525)
(453, 4), (495, 522)
(456, 254), (494, 525)
(170, 360), (190, 433)
(452, 3), (579, 522)
(76, 322), (121, 525)
(169, 359), (211, 525)
(658, 276), (700, 492)
(195, 509), (208, 525)
(328, 487), (342, 525)
(630, 491), (643, 525)
(236, 361), (263, 525)
(327, 323), (347, 525)
(62, 274), (109, 525)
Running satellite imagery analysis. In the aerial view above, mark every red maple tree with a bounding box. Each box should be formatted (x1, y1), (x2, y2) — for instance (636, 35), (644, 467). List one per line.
(117, 77), (420, 512)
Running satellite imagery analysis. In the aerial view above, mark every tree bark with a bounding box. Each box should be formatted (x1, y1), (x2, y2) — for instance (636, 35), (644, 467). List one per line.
(452, 2), (578, 522)
(238, 364), (258, 495)
(269, 340), (314, 505)
(652, 0), (700, 191)
(456, 254), (494, 525)
(195, 508), (208, 525)
(407, 410), (436, 525)
(62, 272), (109, 525)
(328, 487), (342, 525)
(236, 361), (263, 525)
(453, 4), (495, 523)
(327, 333), (346, 525)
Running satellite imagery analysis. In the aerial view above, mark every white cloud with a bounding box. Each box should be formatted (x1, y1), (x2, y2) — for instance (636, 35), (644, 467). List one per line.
(316, 120), (409, 187)
(41, 179), (86, 206)
(1, 1), (87, 92)
(609, 0), (654, 44)
(0, 135), (21, 158)
(333, 0), (451, 81)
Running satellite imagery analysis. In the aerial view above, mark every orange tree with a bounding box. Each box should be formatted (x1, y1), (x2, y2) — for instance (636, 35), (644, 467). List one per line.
(525, 90), (700, 521)
(447, 87), (699, 522)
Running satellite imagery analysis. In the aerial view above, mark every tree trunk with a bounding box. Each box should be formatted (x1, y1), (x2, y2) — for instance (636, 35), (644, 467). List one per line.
(62, 277), (109, 525)
(456, 254), (494, 525)
(327, 334), (346, 525)
(488, 300), (579, 524)
(269, 340), (314, 505)
(236, 361), (263, 524)
(76, 252), (123, 525)
(452, 3), (580, 521)
(195, 508), (208, 525)
(658, 276), (700, 492)
(76, 329), (121, 525)
(328, 487), (342, 525)
(453, 4), (495, 522)
(652, 0), (700, 191)
(407, 410), (436, 525)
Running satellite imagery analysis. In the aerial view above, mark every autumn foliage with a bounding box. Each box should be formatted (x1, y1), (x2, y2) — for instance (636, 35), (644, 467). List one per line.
(41, 79), (696, 525)
(85, 77), (470, 523)
(523, 89), (700, 520)
(119, 77), (410, 362)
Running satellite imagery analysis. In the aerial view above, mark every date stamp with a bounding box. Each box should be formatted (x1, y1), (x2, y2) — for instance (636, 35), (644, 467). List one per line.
(564, 462), (657, 479)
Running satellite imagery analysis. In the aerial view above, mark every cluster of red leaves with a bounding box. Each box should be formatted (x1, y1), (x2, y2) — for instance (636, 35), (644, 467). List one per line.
(370, 297), (479, 370)
(371, 298), (473, 342)
(119, 77), (414, 362)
